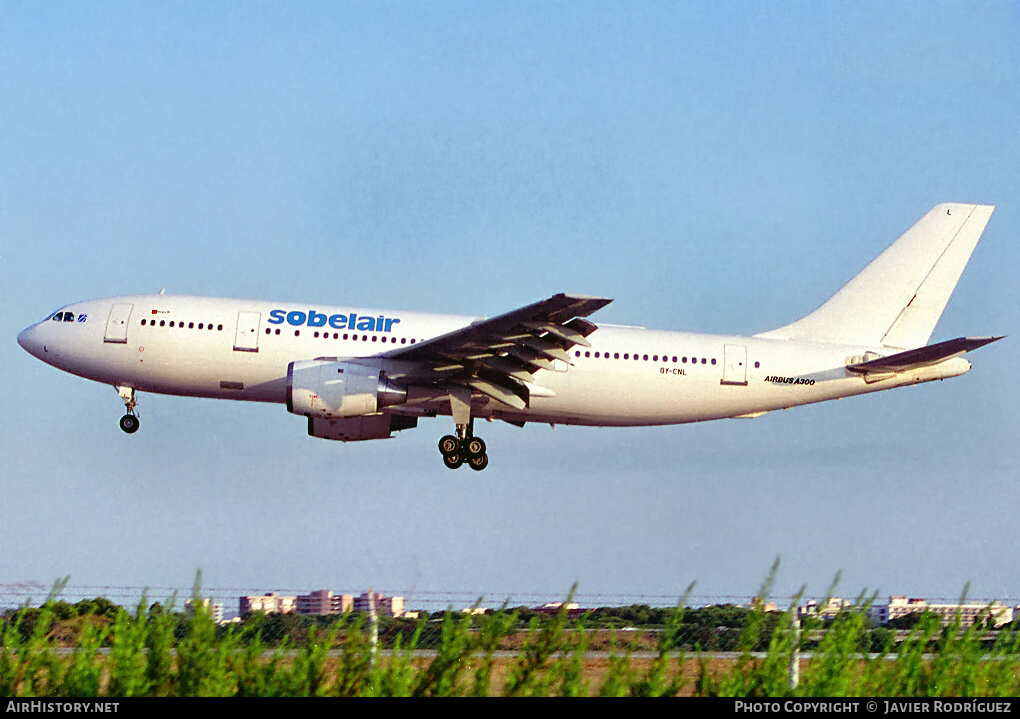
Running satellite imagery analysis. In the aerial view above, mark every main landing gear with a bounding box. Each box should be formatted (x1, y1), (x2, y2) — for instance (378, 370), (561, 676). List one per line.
(438, 434), (488, 471)
(438, 386), (489, 470)
(116, 385), (140, 434)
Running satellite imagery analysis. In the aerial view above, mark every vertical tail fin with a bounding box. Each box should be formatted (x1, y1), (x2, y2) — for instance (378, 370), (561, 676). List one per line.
(755, 203), (994, 348)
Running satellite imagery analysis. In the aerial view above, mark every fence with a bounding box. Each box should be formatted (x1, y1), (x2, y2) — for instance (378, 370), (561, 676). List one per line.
(2, 582), (1017, 620)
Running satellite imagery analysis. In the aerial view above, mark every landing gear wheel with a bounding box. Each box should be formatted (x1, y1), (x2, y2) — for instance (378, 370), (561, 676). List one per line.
(443, 452), (465, 470)
(119, 414), (140, 434)
(464, 437), (486, 458)
(467, 453), (489, 471)
(438, 435), (460, 456)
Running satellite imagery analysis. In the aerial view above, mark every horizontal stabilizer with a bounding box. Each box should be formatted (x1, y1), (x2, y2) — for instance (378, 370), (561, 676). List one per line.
(846, 336), (1003, 374)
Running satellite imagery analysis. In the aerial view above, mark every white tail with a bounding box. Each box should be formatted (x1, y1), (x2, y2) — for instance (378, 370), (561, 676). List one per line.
(756, 203), (994, 349)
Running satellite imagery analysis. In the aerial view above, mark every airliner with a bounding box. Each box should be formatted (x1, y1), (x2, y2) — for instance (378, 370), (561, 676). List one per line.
(17, 203), (1001, 470)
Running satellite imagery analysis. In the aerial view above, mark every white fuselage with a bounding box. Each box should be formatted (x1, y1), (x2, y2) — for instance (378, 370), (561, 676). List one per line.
(17, 294), (971, 429)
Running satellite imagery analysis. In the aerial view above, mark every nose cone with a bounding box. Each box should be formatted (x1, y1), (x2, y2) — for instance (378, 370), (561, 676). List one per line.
(17, 324), (44, 360)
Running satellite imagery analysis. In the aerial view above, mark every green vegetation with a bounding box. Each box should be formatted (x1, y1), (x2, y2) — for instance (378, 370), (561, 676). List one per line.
(2, 576), (1018, 697)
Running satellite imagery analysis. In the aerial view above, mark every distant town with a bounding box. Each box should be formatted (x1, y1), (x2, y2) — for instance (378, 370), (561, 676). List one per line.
(181, 590), (1017, 629)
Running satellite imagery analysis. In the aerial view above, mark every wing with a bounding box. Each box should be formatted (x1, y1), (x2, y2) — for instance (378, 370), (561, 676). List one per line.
(379, 293), (612, 410)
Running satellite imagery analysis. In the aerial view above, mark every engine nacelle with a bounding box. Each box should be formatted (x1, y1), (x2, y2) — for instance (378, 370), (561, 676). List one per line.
(286, 360), (407, 419)
(308, 414), (418, 442)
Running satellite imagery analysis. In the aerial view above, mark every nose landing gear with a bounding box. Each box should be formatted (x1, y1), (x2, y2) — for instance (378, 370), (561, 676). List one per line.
(116, 385), (140, 434)
(119, 414), (140, 434)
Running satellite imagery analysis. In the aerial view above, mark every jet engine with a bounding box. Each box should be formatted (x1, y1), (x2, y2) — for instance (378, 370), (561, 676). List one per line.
(286, 360), (407, 419)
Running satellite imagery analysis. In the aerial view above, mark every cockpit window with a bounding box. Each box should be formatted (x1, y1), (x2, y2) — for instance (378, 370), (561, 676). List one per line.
(49, 311), (77, 322)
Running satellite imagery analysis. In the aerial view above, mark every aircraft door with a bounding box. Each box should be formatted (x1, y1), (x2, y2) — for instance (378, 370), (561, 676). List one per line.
(721, 344), (748, 386)
(104, 303), (134, 344)
(233, 311), (261, 352)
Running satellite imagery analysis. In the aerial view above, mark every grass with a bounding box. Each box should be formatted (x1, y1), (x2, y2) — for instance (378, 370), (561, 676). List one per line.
(2, 574), (1018, 697)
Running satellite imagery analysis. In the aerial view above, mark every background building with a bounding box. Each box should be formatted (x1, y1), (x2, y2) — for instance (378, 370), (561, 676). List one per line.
(239, 592), (297, 615)
(867, 596), (1013, 627)
(239, 589), (408, 617)
(354, 591), (405, 617)
(532, 602), (586, 619)
(797, 598), (852, 620)
(185, 598), (224, 623)
(296, 589), (353, 615)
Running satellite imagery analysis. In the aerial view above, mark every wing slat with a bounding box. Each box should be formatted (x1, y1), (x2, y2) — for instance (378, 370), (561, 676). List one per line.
(380, 293), (611, 408)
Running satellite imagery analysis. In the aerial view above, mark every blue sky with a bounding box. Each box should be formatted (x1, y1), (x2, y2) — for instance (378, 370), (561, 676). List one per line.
(2, 1), (1018, 611)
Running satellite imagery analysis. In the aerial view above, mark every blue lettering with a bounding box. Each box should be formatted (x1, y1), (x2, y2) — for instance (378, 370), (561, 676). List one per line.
(266, 308), (400, 331)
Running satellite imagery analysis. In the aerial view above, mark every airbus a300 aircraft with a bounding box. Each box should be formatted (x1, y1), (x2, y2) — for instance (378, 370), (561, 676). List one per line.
(18, 203), (1001, 471)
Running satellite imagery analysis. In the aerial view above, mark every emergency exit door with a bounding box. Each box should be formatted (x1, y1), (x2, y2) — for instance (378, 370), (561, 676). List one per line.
(104, 303), (134, 344)
(233, 311), (261, 352)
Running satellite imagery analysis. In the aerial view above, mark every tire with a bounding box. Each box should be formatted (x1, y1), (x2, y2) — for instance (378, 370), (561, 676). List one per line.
(119, 414), (140, 434)
(467, 453), (489, 471)
(438, 435), (460, 456)
(443, 452), (464, 470)
(465, 437), (486, 458)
